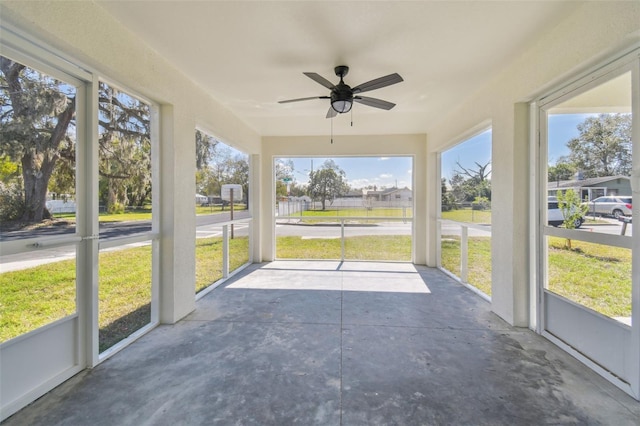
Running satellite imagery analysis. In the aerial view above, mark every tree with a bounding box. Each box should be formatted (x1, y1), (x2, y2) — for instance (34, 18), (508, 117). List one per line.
(225, 155), (249, 204)
(0, 57), (75, 221)
(307, 160), (348, 210)
(556, 189), (588, 249)
(195, 130), (220, 199)
(275, 159), (294, 197)
(441, 177), (455, 211)
(98, 82), (151, 213)
(567, 113), (632, 178)
(548, 158), (576, 183)
(0, 58), (153, 221)
(448, 160), (492, 203)
(195, 130), (218, 170)
(194, 136), (249, 204)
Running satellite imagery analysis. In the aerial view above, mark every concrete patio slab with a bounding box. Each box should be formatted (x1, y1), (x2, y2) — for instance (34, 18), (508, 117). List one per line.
(4, 261), (639, 425)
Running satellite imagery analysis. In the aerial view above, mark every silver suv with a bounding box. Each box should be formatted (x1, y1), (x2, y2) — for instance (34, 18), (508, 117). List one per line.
(585, 196), (632, 219)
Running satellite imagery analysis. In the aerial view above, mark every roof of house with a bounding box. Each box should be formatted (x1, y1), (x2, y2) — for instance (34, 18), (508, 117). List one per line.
(547, 175), (630, 189)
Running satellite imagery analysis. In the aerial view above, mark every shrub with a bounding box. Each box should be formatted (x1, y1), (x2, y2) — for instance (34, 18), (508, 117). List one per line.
(108, 202), (125, 214)
(472, 196), (490, 210)
(0, 181), (25, 221)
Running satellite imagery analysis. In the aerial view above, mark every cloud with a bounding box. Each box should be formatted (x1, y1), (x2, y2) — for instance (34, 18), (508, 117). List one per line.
(379, 157), (390, 161)
(407, 169), (412, 174)
(349, 178), (378, 187)
(380, 173), (393, 179)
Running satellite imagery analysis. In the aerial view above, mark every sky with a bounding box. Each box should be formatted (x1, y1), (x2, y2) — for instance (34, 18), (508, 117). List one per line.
(275, 113), (589, 189)
(440, 129), (492, 181)
(439, 113), (595, 181)
(277, 156), (413, 190)
(265, 113), (595, 189)
(547, 113), (597, 164)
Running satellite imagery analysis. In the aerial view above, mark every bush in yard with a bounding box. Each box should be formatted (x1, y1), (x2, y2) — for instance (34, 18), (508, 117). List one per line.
(472, 196), (490, 210)
(0, 181), (25, 221)
(108, 202), (125, 214)
(557, 189), (588, 249)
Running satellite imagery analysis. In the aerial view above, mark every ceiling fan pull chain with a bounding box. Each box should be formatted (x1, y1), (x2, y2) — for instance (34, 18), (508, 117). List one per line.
(351, 108), (353, 127)
(331, 116), (334, 144)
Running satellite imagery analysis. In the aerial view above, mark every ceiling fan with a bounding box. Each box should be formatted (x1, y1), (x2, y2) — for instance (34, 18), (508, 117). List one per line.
(278, 65), (403, 118)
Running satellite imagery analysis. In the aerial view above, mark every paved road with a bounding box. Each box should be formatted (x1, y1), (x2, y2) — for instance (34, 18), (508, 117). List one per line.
(1, 214), (632, 273)
(579, 218), (633, 236)
(1, 212), (251, 273)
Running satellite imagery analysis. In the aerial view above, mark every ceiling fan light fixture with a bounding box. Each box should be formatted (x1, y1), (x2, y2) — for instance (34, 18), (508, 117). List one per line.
(331, 99), (352, 114)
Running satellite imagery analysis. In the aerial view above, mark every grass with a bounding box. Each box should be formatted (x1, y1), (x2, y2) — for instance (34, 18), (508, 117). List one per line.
(98, 246), (152, 352)
(195, 236), (250, 293)
(440, 235), (631, 316)
(292, 208), (413, 225)
(2, 233), (632, 345)
(0, 239), (250, 349)
(276, 236), (342, 259)
(0, 258), (77, 340)
(50, 205), (248, 224)
(276, 235), (411, 261)
(440, 236), (492, 296)
(441, 208), (492, 224)
(0, 245), (153, 350)
(196, 204), (247, 216)
(547, 237), (631, 318)
(300, 208), (412, 218)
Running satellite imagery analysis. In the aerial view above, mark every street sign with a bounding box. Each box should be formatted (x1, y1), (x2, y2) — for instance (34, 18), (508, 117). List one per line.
(221, 184), (243, 201)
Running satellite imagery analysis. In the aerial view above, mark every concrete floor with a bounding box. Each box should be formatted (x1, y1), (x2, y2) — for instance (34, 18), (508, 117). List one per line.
(4, 261), (640, 425)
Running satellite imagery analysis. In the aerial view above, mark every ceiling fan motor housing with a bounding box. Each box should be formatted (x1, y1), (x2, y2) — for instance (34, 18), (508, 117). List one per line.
(331, 82), (353, 113)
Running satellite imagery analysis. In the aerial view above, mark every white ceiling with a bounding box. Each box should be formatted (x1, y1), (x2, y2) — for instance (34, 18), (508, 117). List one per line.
(96, 1), (578, 137)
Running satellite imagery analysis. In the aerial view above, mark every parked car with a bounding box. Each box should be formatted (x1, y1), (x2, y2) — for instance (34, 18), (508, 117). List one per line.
(584, 196), (632, 219)
(548, 197), (584, 228)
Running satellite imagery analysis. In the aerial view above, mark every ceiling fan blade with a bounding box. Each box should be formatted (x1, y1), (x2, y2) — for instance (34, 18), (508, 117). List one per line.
(352, 73), (403, 94)
(326, 107), (338, 119)
(354, 96), (396, 110)
(304, 72), (336, 90)
(278, 96), (328, 104)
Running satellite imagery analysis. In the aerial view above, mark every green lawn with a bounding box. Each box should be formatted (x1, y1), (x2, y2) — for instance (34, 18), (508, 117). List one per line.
(195, 236), (250, 292)
(440, 235), (631, 317)
(440, 236), (492, 296)
(1, 233), (632, 345)
(276, 235), (411, 261)
(547, 237), (631, 317)
(441, 208), (492, 224)
(98, 246), (152, 351)
(1, 238), (251, 348)
(0, 245), (153, 351)
(51, 205), (248, 224)
(300, 208), (413, 218)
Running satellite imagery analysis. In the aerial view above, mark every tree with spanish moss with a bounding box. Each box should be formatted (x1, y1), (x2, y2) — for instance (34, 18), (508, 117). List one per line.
(0, 57), (75, 222)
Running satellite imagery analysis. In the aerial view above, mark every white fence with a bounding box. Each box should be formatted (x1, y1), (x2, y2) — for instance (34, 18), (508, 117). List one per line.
(276, 197), (412, 216)
(46, 199), (76, 214)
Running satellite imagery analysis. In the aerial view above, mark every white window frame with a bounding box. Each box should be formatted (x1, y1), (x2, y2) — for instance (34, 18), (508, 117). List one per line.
(532, 46), (640, 398)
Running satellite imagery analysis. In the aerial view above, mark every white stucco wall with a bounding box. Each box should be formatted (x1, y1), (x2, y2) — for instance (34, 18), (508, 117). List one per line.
(261, 134), (428, 264)
(427, 2), (640, 326)
(0, 1), (261, 323)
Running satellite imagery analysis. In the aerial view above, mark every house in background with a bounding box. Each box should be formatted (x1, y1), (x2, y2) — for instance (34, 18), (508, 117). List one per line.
(364, 187), (412, 202)
(547, 175), (631, 201)
(195, 194), (208, 205)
